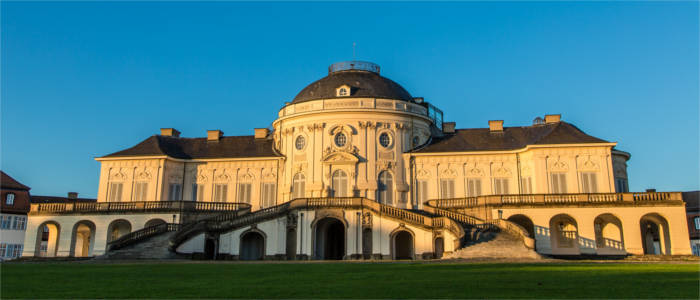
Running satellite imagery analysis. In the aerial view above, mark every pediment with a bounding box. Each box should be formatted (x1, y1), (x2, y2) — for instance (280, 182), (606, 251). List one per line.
(322, 151), (359, 164)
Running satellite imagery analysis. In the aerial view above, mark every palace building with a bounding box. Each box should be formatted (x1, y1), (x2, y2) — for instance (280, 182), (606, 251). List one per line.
(22, 61), (692, 260)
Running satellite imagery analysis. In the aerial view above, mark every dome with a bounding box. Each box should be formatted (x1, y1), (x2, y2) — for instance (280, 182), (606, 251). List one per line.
(292, 61), (413, 104)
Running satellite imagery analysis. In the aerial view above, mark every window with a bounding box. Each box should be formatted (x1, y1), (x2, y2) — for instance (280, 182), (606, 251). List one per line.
(415, 180), (428, 206)
(580, 172), (598, 193)
(133, 182), (148, 201)
(12, 244), (22, 258)
(192, 184), (204, 201)
(412, 136), (420, 147)
(331, 170), (349, 197)
(0, 216), (10, 229)
(109, 183), (123, 202)
(338, 87), (348, 96)
(378, 133), (391, 148)
(237, 183), (252, 204)
(467, 178), (482, 197)
(494, 178), (509, 194)
(5, 244), (14, 258)
(615, 178), (629, 193)
(695, 217), (700, 230)
(261, 183), (276, 208)
(550, 173), (567, 194)
(521, 177), (532, 194)
(292, 173), (305, 199)
(0, 244), (6, 257)
(440, 179), (455, 199)
(169, 183), (182, 201)
(5, 193), (14, 206)
(17, 216), (26, 230)
(214, 184), (228, 202)
(334, 133), (347, 147)
(295, 136), (306, 150)
(377, 171), (393, 205)
(11, 216), (18, 230)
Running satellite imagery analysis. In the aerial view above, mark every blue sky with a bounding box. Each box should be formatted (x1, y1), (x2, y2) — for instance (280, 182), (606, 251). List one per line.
(2, 1), (698, 198)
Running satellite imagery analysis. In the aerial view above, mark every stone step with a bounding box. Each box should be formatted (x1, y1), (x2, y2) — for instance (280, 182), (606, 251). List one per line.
(446, 231), (541, 260)
(97, 232), (179, 260)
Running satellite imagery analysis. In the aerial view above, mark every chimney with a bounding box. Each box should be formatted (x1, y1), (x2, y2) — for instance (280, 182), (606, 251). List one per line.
(207, 130), (223, 141)
(67, 192), (78, 199)
(160, 128), (181, 137)
(254, 128), (270, 139)
(544, 114), (561, 124)
(442, 122), (455, 134)
(488, 120), (504, 132)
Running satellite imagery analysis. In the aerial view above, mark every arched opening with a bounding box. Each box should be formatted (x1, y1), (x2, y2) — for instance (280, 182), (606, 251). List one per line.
(204, 237), (217, 260)
(640, 213), (671, 255)
(434, 237), (444, 259)
(285, 228), (297, 260)
(70, 221), (96, 257)
(331, 170), (348, 197)
(314, 218), (345, 260)
(377, 171), (393, 205)
(392, 230), (414, 260)
(594, 213), (625, 254)
(240, 231), (265, 260)
(507, 214), (535, 238)
(35, 221), (60, 257)
(145, 218), (166, 228)
(549, 214), (579, 255)
(362, 228), (372, 259)
(106, 219), (132, 243)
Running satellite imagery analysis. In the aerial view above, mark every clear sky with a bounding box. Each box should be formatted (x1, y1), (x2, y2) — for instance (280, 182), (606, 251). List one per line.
(2, 1), (698, 198)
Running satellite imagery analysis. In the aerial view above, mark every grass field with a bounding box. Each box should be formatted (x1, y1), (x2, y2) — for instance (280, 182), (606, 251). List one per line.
(1, 262), (698, 299)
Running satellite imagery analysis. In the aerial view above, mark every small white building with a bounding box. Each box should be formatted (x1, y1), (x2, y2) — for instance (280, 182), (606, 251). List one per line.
(1, 171), (30, 260)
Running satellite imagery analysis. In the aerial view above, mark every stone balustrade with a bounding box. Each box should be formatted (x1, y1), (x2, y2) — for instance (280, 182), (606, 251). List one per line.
(429, 192), (683, 209)
(30, 201), (251, 215)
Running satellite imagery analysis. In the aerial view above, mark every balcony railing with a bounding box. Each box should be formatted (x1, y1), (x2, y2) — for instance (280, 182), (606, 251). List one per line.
(429, 192), (682, 209)
(30, 201), (251, 215)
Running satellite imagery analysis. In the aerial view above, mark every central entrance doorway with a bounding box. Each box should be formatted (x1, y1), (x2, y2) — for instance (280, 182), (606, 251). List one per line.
(314, 218), (345, 260)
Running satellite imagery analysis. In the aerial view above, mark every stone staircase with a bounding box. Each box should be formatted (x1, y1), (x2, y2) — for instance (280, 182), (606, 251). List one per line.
(98, 231), (180, 260)
(446, 228), (541, 259)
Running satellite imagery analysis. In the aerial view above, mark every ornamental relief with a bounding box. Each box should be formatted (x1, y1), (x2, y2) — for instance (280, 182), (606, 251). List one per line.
(468, 167), (484, 177)
(134, 170), (152, 181)
(416, 169), (430, 179)
(578, 156), (599, 171)
(376, 160), (394, 172)
(214, 172), (231, 182)
(440, 168), (458, 178)
(109, 170), (127, 181)
(547, 157), (569, 172)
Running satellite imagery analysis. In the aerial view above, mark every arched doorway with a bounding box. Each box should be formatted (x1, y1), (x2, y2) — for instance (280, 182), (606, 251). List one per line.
(594, 214), (625, 254)
(204, 237), (217, 260)
(70, 221), (96, 257)
(393, 230), (414, 260)
(640, 213), (671, 255)
(362, 228), (372, 259)
(285, 228), (297, 260)
(145, 218), (166, 228)
(549, 214), (579, 255)
(314, 218), (345, 260)
(331, 170), (348, 197)
(35, 221), (60, 257)
(507, 214), (535, 239)
(240, 231), (265, 260)
(107, 219), (132, 243)
(434, 237), (444, 259)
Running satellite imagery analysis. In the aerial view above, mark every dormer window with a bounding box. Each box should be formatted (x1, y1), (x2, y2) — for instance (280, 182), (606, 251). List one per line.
(336, 85), (350, 97)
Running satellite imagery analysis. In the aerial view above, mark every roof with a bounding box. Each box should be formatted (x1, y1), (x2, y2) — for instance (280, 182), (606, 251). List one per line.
(682, 191), (699, 210)
(102, 135), (281, 159)
(30, 195), (96, 203)
(413, 121), (610, 153)
(292, 70), (413, 104)
(1, 171), (30, 191)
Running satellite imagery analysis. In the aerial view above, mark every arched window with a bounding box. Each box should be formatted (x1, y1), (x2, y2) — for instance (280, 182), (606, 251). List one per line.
(338, 88), (348, 96)
(331, 170), (348, 197)
(377, 171), (393, 205)
(334, 133), (347, 147)
(5, 193), (14, 206)
(292, 173), (305, 199)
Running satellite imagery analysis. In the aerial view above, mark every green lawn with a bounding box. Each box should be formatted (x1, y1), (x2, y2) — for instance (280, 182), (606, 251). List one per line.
(1, 262), (698, 299)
